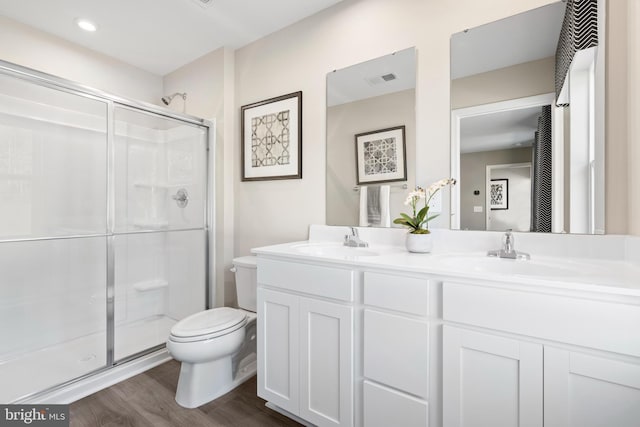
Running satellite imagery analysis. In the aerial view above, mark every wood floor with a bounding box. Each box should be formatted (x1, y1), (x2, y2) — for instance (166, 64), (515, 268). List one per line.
(69, 360), (302, 427)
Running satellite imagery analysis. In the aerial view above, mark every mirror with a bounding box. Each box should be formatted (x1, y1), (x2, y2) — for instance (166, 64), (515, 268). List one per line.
(450, 1), (605, 234)
(326, 48), (416, 227)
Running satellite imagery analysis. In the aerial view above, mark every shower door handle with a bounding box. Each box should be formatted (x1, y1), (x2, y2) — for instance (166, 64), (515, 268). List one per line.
(172, 188), (189, 208)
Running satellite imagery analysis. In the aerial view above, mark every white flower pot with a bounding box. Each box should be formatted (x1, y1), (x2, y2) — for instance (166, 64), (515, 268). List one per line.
(405, 232), (433, 253)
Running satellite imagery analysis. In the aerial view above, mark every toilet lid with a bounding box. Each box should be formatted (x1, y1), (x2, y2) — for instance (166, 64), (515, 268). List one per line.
(170, 307), (247, 339)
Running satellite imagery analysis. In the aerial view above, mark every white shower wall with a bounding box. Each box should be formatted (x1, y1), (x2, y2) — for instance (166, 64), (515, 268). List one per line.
(0, 74), (108, 239)
(0, 237), (107, 359)
(113, 109), (206, 233)
(113, 230), (205, 361)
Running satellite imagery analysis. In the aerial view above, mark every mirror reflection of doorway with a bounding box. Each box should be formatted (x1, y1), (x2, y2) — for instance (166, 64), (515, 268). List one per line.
(454, 93), (565, 232)
(486, 163), (532, 231)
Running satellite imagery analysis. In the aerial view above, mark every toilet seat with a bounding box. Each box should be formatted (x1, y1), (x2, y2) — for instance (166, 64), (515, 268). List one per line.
(170, 307), (247, 343)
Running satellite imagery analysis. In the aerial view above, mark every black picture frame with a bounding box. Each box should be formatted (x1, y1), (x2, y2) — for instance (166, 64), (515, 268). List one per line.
(490, 178), (509, 210)
(354, 125), (407, 185)
(241, 91), (302, 181)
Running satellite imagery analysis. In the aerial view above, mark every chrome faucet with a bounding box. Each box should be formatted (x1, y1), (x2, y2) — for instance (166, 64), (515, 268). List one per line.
(344, 227), (369, 248)
(487, 230), (530, 260)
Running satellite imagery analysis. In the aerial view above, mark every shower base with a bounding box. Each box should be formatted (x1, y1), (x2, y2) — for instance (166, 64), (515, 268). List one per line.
(0, 315), (177, 403)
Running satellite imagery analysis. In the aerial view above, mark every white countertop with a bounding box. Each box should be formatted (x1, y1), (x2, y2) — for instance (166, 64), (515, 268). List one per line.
(252, 240), (640, 297)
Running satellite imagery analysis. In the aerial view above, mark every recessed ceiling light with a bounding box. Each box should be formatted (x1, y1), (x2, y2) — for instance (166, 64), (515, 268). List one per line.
(75, 18), (97, 32)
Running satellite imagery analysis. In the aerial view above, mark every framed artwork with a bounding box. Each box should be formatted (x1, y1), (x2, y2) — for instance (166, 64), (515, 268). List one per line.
(241, 91), (302, 181)
(354, 125), (407, 185)
(490, 179), (509, 210)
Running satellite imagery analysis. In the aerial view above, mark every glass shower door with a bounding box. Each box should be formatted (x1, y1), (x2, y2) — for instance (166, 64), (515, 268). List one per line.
(112, 106), (207, 361)
(0, 73), (108, 402)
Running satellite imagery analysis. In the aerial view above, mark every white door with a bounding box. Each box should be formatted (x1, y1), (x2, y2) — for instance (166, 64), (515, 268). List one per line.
(486, 163), (532, 232)
(299, 297), (354, 427)
(257, 288), (300, 415)
(544, 347), (640, 427)
(443, 326), (543, 427)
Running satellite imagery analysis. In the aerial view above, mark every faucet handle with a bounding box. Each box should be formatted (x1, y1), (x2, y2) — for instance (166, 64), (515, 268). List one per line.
(502, 230), (514, 253)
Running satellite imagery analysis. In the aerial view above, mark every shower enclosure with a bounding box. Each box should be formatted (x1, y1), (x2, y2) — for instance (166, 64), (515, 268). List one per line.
(0, 60), (212, 403)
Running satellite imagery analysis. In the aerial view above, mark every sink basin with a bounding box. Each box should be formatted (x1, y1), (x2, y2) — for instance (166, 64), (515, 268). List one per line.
(432, 253), (596, 278)
(291, 242), (382, 257)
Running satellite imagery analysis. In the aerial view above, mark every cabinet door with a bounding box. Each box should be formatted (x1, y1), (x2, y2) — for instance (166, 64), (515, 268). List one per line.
(363, 309), (429, 398)
(299, 297), (354, 427)
(257, 288), (300, 414)
(545, 347), (640, 427)
(443, 326), (542, 427)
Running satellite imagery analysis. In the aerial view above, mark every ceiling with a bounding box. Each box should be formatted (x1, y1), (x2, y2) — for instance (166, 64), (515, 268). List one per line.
(0, 0), (343, 75)
(460, 106), (544, 154)
(450, 2), (565, 80)
(327, 47), (416, 107)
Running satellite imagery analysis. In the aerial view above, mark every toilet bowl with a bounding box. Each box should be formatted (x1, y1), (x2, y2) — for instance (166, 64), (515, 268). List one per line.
(166, 256), (257, 408)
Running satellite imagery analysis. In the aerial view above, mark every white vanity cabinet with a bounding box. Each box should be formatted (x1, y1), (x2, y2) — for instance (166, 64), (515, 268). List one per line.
(442, 280), (640, 427)
(544, 347), (640, 427)
(443, 326), (543, 427)
(257, 258), (354, 427)
(362, 271), (431, 427)
(254, 233), (640, 427)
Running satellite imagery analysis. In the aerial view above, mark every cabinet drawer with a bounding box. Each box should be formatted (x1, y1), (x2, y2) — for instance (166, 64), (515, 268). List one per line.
(364, 272), (429, 316)
(364, 381), (428, 427)
(443, 281), (640, 357)
(364, 309), (429, 398)
(258, 258), (354, 302)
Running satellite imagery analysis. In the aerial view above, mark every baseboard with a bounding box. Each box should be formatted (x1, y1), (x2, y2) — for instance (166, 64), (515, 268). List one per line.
(265, 402), (315, 427)
(18, 349), (172, 404)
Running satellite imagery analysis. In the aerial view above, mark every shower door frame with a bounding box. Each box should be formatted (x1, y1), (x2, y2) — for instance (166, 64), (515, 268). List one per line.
(0, 59), (214, 401)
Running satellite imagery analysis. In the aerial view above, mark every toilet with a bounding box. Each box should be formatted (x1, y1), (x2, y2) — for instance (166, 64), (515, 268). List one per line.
(166, 256), (258, 408)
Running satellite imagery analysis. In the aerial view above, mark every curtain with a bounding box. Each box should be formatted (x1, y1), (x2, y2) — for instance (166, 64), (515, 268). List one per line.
(531, 106), (553, 232)
(555, 0), (599, 106)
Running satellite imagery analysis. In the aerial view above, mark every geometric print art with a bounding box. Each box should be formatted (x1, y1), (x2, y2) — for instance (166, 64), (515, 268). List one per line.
(490, 183), (504, 206)
(490, 179), (508, 209)
(251, 109), (290, 168)
(363, 137), (398, 176)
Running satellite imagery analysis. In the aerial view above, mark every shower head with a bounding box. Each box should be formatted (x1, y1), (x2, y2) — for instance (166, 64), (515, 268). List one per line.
(161, 92), (187, 106)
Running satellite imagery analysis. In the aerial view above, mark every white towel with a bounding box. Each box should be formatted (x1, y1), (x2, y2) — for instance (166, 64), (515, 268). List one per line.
(359, 185), (391, 227)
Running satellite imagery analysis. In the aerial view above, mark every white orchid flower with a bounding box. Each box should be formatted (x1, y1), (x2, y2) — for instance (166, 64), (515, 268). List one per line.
(395, 179), (456, 234)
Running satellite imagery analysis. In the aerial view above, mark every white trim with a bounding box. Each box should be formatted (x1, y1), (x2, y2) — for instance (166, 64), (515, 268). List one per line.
(451, 93), (555, 230)
(18, 349), (171, 404)
(568, 48), (597, 234)
(551, 104), (565, 233)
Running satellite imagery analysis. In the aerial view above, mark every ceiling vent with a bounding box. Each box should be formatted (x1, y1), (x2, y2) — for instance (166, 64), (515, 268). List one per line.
(190, 0), (214, 8)
(365, 73), (398, 86)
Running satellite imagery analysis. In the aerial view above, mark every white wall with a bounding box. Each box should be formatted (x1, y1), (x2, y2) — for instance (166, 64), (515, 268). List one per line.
(233, 0), (557, 257)
(451, 57), (555, 110)
(0, 16), (162, 104)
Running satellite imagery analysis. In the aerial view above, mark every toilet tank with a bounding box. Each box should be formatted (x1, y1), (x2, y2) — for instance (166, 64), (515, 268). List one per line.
(232, 256), (257, 312)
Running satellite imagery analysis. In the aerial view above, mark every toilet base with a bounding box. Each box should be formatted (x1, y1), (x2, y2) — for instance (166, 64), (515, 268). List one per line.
(175, 355), (257, 408)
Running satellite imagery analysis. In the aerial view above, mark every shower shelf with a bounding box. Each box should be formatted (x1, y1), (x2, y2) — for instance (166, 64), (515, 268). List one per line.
(132, 220), (169, 230)
(133, 279), (169, 292)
